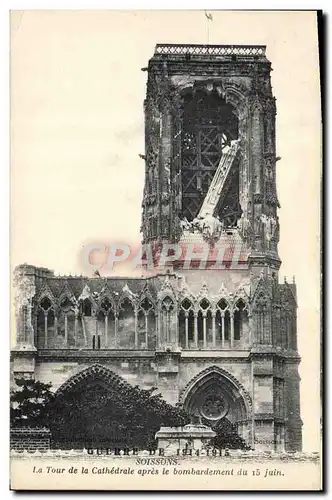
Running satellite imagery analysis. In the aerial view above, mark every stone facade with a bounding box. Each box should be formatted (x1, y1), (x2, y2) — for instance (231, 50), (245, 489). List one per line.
(11, 44), (302, 452)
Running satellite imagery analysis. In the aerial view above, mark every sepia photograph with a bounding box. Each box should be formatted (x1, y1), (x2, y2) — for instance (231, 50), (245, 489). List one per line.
(9, 9), (322, 491)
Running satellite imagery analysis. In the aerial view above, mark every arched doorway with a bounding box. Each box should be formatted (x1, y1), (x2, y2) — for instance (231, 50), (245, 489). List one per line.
(180, 366), (252, 447)
(50, 364), (187, 449)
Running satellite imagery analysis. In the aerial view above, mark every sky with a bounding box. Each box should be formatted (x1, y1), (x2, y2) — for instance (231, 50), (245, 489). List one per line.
(10, 10), (321, 451)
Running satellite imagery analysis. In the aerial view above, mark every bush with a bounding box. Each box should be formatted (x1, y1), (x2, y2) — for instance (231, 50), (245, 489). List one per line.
(209, 418), (251, 450)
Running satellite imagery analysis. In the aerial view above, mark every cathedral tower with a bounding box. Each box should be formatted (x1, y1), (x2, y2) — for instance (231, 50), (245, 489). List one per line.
(141, 44), (280, 273)
(12, 44), (302, 453)
(140, 44), (302, 450)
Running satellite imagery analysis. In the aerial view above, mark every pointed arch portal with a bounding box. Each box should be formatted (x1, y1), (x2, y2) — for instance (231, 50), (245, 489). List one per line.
(180, 366), (252, 428)
(49, 364), (186, 449)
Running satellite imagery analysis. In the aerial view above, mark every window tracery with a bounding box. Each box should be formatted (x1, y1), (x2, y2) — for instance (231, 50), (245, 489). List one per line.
(180, 89), (240, 225)
(138, 296), (156, 349)
(118, 297), (135, 348)
(161, 296), (175, 344)
(37, 296), (54, 348)
(179, 298), (195, 348)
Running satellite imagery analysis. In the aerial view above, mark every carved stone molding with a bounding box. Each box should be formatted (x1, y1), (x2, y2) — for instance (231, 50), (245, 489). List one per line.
(54, 363), (134, 398)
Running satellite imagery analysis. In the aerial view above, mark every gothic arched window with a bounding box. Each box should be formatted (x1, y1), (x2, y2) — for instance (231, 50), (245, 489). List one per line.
(216, 298), (230, 346)
(58, 297), (75, 347)
(234, 299), (248, 341)
(180, 89), (240, 225)
(37, 296), (54, 348)
(97, 297), (115, 349)
(161, 296), (175, 344)
(179, 298), (194, 348)
(118, 297), (135, 347)
(138, 297), (155, 349)
(83, 298), (92, 317)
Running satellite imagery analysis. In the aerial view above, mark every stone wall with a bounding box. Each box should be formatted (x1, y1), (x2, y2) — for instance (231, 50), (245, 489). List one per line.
(34, 358), (157, 394)
(284, 360), (303, 451)
(11, 428), (51, 452)
(33, 355), (252, 407)
(12, 350), (302, 451)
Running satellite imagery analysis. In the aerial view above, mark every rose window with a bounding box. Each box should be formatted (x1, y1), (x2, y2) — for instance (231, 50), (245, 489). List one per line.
(200, 394), (229, 420)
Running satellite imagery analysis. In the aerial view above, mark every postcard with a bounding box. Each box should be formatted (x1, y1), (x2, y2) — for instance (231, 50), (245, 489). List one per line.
(10, 9), (322, 491)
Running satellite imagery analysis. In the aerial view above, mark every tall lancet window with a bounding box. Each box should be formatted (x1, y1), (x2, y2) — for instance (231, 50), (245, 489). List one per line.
(37, 297), (55, 348)
(181, 89), (240, 226)
(161, 296), (175, 344)
(138, 297), (155, 349)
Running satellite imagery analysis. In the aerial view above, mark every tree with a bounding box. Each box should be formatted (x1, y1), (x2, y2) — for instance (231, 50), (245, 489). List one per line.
(208, 418), (251, 450)
(10, 376), (249, 451)
(10, 378), (54, 428)
(49, 375), (190, 449)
